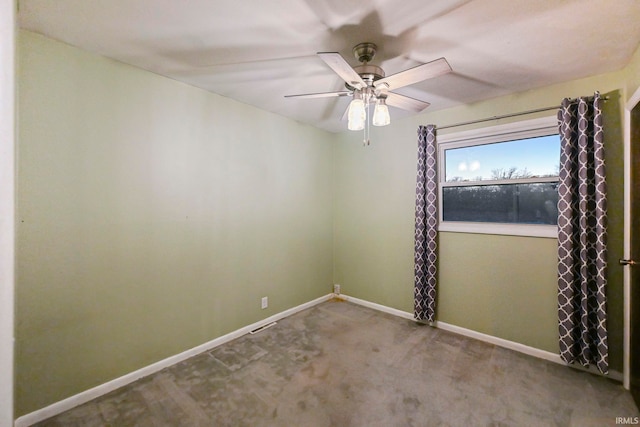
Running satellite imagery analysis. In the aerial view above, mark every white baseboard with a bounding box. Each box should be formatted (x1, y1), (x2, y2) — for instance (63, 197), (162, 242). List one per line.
(15, 294), (334, 427)
(336, 294), (415, 321)
(436, 320), (624, 382)
(337, 293), (623, 382)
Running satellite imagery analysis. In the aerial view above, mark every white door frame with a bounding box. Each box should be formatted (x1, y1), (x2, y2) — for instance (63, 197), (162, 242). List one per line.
(0, 0), (15, 424)
(623, 86), (640, 389)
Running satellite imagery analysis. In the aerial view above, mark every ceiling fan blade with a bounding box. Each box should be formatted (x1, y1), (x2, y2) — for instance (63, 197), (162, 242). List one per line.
(285, 91), (351, 99)
(375, 57), (451, 91)
(386, 92), (431, 112)
(318, 52), (366, 90)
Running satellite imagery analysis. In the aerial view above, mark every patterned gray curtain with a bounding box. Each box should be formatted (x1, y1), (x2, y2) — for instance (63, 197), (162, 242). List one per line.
(557, 92), (608, 374)
(414, 125), (438, 322)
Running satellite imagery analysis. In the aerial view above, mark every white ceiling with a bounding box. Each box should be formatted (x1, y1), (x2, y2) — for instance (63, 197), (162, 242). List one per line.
(18, 0), (640, 133)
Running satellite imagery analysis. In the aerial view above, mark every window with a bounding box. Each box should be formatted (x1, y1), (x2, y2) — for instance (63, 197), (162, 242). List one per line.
(437, 116), (560, 238)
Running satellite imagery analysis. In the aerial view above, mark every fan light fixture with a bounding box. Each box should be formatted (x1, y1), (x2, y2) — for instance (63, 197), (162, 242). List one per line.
(347, 91), (390, 130)
(373, 96), (390, 127)
(347, 92), (366, 131)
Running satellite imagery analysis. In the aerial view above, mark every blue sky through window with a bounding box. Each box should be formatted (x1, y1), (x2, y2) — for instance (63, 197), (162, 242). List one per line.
(444, 135), (560, 182)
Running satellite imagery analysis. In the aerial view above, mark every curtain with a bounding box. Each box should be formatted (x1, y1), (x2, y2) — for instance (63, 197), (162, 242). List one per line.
(557, 92), (608, 374)
(414, 125), (438, 322)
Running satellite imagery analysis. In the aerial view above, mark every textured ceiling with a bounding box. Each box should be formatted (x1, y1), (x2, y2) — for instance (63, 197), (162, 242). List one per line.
(18, 0), (640, 133)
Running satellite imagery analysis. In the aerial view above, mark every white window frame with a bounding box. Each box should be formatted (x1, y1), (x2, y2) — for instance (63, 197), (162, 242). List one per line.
(437, 115), (559, 238)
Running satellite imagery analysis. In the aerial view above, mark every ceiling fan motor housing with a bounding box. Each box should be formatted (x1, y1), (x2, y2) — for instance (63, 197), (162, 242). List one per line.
(345, 64), (385, 91)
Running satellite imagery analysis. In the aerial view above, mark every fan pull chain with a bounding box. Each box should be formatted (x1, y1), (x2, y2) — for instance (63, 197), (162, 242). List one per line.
(364, 102), (371, 146)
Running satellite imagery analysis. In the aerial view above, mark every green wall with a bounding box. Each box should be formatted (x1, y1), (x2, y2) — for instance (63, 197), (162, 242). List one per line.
(624, 42), (640, 100)
(16, 28), (638, 418)
(437, 233), (558, 350)
(333, 70), (629, 371)
(16, 31), (334, 416)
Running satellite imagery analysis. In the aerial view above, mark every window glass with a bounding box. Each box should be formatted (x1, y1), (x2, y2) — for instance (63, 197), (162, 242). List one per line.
(444, 135), (560, 182)
(442, 182), (558, 225)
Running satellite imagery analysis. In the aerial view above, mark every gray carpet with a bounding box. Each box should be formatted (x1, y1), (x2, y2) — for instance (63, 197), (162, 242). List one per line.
(35, 299), (639, 426)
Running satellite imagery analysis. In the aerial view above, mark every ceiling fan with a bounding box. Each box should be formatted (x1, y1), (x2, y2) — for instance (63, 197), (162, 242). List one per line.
(285, 42), (452, 140)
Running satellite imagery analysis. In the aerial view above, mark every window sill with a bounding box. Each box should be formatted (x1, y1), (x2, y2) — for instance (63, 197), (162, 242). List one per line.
(438, 222), (557, 238)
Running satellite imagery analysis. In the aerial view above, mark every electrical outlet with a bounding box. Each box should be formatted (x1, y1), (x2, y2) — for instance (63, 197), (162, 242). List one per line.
(333, 284), (341, 295)
(261, 296), (268, 309)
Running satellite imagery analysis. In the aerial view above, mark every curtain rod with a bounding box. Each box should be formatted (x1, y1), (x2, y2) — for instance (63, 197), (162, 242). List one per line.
(435, 96), (609, 131)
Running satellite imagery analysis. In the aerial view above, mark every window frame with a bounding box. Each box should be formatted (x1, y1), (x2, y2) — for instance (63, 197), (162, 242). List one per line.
(436, 115), (559, 238)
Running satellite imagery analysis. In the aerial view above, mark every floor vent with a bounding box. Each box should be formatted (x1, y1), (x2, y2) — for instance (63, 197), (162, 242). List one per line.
(250, 322), (277, 335)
